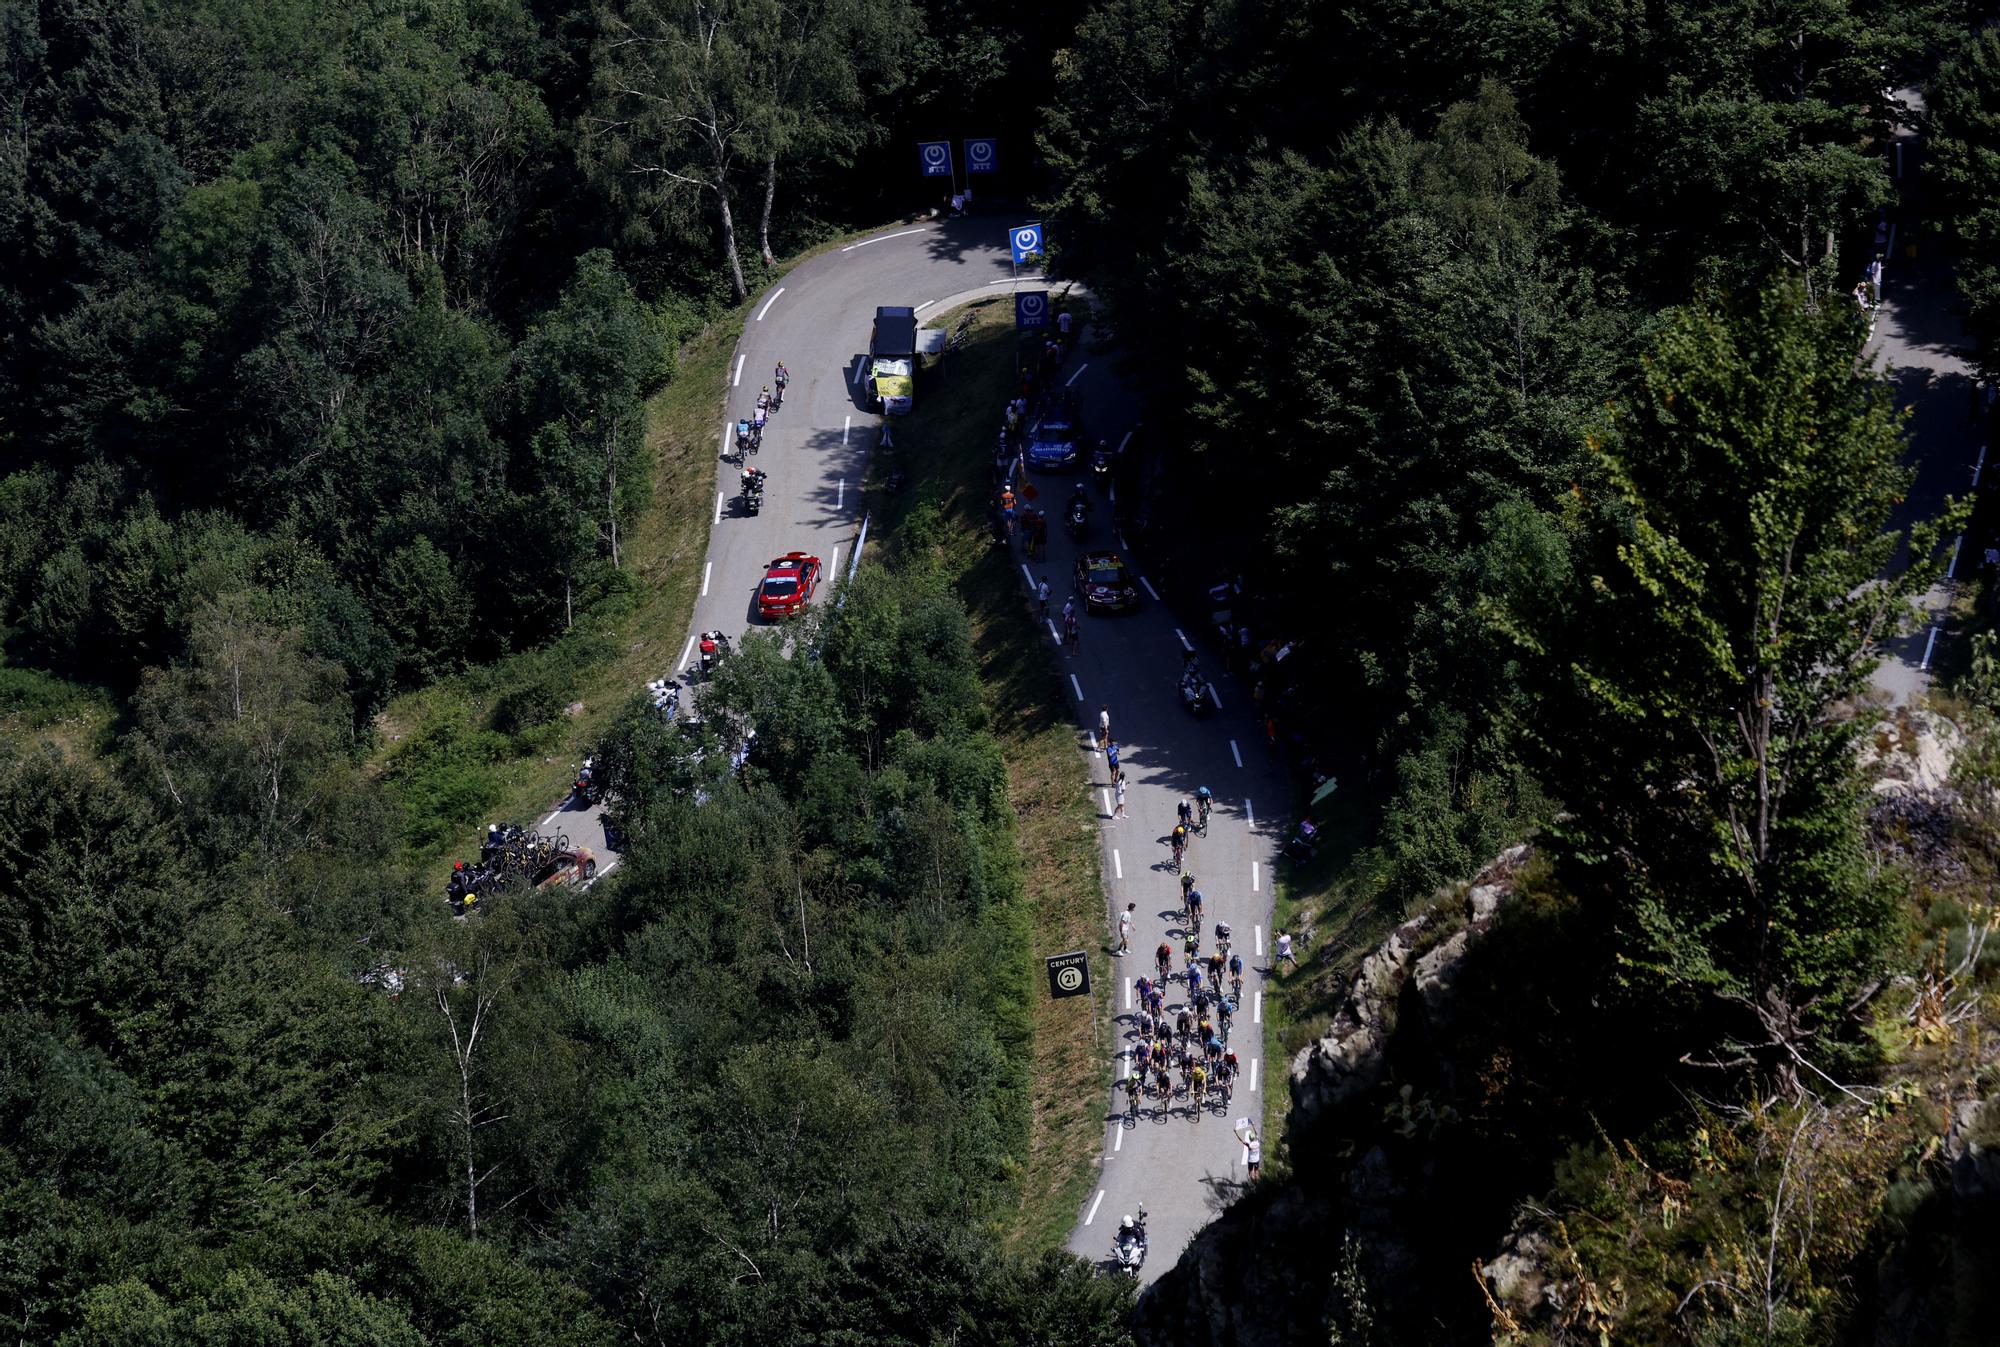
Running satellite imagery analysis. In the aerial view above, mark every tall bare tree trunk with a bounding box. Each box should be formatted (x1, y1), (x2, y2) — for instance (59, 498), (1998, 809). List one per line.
(717, 181), (748, 303)
(759, 152), (778, 265)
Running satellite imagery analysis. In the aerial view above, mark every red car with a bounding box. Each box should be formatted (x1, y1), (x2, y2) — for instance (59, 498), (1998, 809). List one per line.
(758, 551), (822, 619)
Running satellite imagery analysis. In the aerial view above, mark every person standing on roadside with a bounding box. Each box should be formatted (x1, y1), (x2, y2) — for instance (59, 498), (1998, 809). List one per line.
(1116, 902), (1136, 954)
(1245, 1127), (1262, 1180)
(1038, 576), (1051, 618)
(1113, 776), (1128, 819)
(1105, 738), (1120, 784)
(1099, 704), (1111, 747)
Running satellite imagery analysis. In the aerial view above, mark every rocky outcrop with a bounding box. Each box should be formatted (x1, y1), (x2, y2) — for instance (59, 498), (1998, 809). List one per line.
(1860, 706), (1962, 796)
(1944, 1095), (2000, 1206)
(1289, 844), (1531, 1135)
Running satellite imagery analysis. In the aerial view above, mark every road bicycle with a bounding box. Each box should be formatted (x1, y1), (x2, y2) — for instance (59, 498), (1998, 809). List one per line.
(1190, 1077), (1206, 1119)
(1197, 794), (1212, 832)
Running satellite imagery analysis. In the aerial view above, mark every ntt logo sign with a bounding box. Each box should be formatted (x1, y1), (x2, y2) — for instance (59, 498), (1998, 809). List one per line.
(1016, 291), (1050, 329)
(1010, 223), (1044, 265)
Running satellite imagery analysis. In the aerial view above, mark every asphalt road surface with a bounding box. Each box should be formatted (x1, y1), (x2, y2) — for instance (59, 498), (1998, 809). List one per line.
(1870, 88), (1990, 704)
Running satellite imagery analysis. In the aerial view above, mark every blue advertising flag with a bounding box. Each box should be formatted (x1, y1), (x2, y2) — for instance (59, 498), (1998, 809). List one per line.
(1009, 223), (1044, 266)
(1016, 291), (1051, 330)
(917, 141), (953, 177)
(964, 138), (999, 174)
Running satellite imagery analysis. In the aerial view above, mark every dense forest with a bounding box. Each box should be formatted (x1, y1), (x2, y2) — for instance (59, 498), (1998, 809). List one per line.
(8, 0), (2000, 1343)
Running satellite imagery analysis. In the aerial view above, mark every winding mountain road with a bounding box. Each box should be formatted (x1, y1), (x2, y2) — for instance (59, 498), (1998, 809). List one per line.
(534, 213), (1283, 1282)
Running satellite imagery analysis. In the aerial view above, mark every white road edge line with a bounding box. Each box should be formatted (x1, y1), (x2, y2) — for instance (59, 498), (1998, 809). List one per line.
(1113, 849), (1123, 879)
(830, 546), (840, 580)
(843, 415), (851, 445)
(1021, 563), (1035, 587)
(1921, 624), (1942, 671)
(914, 299), (936, 313)
(1252, 861), (1260, 892)
(1070, 673), (1084, 701)
(840, 227), (929, 252)
(755, 287), (786, 321)
(1084, 1190), (1105, 1225)
(1066, 363), (1090, 387)
(1175, 627), (1192, 650)
(1140, 576), (1161, 601)
(1245, 797), (1255, 829)
(1255, 925), (1264, 957)
(1207, 683), (1222, 710)
(714, 490), (724, 523)
(541, 809), (561, 827)
(1102, 788), (1112, 814)
(677, 632), (698, 672)
(1250, 1059), (1260, 1093)
(1254, 992), (1263, 1024)
(732, 354), (745, 386)
(837, 480), (844, 510)
(702, 562), (712, 596)
(1948, 532), (1965, 579)
(1231, 739), (1243, 768)
(1114, 1124), (1123, 1152)
(1048, 618), (1060, 641)
(1124, 979), (1132, 1010)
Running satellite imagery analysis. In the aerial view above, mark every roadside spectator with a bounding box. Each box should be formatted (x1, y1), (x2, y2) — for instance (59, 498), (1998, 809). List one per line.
(1275, 930), (1297, 969)
(1099, 704), (1111, 745)
(1065, 609), (1079, 654)
(1057, 307), (1074, 339)
(1113, 776), (1128, 819)
(1038, 576), (1051, 617)
(1853, 280), (1872, 316)
(1106, 738), (1120, 783)
(1117, 902), (1136, 954)
(1245, 1127), (1262, 1180)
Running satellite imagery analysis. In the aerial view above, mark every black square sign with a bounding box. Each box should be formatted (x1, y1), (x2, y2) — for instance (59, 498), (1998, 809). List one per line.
(1046, 951), (1090, 1000)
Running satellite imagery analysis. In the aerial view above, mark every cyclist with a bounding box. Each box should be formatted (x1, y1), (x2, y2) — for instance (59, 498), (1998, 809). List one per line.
(1177, 796), (1194, 830)
(1155, 941), (1173, 981)
(1182, 930), (1199, 975)
(1229, 951), (1244, 994)
(1170, 823), (1189, 869)
(1175, 1007), (1192, 1046)
(1191, 986), (1210, 1017)
(1196, 784), (1213, 831)
(1222, 1048), (1240, 1089)
(1135, 974), (1153, 1006)
(1216, 993), (1234, 1037)
(1215, 921), (1233, 956)
(1188, 964), (1204, 999)
(1187, 885), (1205, 925)
(1125, 1072), (1144, 1119)
(773, 362), (789, 404)
(1148, 986), (1166, 1019)
(1180, 872), (1196, 908)
(756, 385), (772, 414)
(1206, 950), (1225, 987)
(1190, 1062), (1207, 1112)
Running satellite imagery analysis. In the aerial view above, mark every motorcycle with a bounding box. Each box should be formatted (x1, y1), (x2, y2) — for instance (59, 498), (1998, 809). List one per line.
(740, 468), (766, 515)
(648, 678), (681, 722)
(572, 756), (603, 805)
(1067, 499), (1089, 542)
(1179, 673), (1211, 718)
(1112, 1209), (1148, 1278)
(1090, 442), (1113, 493)
(699, 630), (733, 679)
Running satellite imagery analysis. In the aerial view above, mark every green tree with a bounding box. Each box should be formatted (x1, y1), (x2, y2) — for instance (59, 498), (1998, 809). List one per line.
(1499, 282), (1956, 1092)
(591, 0), (767, 301)
(130, 600), (357, 869)
(376, 537), (472, 685)
(1930, 25), (2000, 378)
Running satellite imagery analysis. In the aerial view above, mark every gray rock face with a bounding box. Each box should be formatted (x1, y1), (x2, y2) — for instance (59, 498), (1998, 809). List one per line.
(1290, 914), (1432, 1123)
(1946, 1096), (2000, 1205)
(1413, 929), (1472, 1019)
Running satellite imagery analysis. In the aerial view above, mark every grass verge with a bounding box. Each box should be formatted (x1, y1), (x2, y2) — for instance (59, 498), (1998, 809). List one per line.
(860, 298), (1115, 1252)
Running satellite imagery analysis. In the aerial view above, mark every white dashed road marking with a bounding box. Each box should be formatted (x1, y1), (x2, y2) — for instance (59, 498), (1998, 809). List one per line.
(1245, 798), (1255, 829)
(1140, 576), (1160, 601)
(1252, 861), (1260, 892)
(1254, 992), (1263, 1024)
(1070, 674), (1084, 700)
(1175, 628), (1192, 650)
(1084, 1190), (1105, 1225)
(843, 414), (851, 444)
(1113, 850), (1123, 879)
(1066, 363), (1090, 387)
(678, 632), (697, 672)
(1250, 1059), (1260, 1093)
(1231, 739), (1243, 768)
(541, 809), (561, 827)
(702, 562), (711, 596)
(733, 355), (745, 386)
(1207, 683), (1222, 710)
(1255, 925), (1264, 957)
(714, 490), (724, 523)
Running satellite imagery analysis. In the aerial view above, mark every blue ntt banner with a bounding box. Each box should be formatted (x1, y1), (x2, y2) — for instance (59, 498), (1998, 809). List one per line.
(917, 141), (953, 177)
(965, 138), (998, 173)
(1016, 291), (1050, 329)
(1010, 223), (1044, 265)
